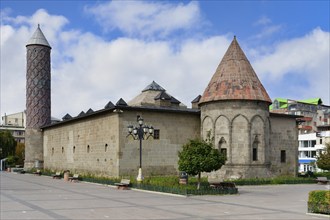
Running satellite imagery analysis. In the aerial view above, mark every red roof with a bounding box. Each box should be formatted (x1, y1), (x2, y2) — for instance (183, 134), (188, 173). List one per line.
(200, 37), (271, 104)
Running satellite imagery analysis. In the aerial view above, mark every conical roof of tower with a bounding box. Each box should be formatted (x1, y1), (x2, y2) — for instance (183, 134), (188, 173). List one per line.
(199, 36), (271, 105)
(26, 25), (51, 48)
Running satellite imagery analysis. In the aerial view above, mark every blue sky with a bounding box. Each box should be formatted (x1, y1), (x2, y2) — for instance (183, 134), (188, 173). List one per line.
(1, 0), (329, 120)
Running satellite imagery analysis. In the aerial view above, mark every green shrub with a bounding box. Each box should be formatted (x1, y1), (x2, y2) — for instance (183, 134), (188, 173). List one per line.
(6, 155), (19, 167)
(308, 190), (330, 215)
(229, 176), (315, 185)
(315, 172), (330, 178)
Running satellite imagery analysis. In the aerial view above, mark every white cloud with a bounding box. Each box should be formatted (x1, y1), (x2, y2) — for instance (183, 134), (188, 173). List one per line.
(51, 35), (230, 118)
(0, 9), (69, 118)
(254, 16), (272, 26)
(1, 9), (329, 124)
(1, 8), (228, 120)
(254, 24), (283, 39)
(253, 27), (330, 103)
(251, 16), (283, 39)
(84, 1), (201, 38)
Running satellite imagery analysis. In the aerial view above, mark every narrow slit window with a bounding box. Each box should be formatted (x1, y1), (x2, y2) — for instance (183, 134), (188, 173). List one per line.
(252, 135), (259, 161)
(281, 150), (286, 163)
(253, 148), (258, 161)
(154, 129), (160, 139)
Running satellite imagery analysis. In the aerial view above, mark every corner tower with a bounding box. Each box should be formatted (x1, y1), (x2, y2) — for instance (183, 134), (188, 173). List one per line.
(24, 25), (51, 169)
(199, 37), (272, 180)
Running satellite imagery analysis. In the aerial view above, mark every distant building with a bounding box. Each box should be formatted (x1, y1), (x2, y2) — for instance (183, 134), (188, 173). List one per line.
(0, 111), (60, 144)
(1, 111), (26, 143)
(1, 111), (26, 127)
(270, 98), (330, 172)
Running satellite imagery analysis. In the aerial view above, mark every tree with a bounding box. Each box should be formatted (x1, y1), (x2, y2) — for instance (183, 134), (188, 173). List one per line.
(316, 143), (330, 171)
(0, 130), (16, 159)
(15, 142), (25, 165)
(178, 139), (226, 189)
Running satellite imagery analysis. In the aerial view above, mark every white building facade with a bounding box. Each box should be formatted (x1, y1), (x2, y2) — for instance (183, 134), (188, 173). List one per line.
(298, 133), (317, 172)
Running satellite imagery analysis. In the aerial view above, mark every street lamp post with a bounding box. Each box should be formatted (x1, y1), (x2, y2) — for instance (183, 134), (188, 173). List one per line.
(127, 115), (154, 182)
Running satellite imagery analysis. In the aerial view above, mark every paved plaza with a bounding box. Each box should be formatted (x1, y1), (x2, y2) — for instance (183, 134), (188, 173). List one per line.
(1, 172), (329, 219)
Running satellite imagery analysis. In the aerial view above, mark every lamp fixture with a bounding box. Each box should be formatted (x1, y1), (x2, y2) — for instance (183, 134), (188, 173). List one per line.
(126, 115), (156, 182)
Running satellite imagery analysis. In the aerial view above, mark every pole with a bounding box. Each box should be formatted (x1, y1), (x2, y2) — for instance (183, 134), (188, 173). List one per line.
(137, 124), (144, 182)
(139, 137), (142, 169)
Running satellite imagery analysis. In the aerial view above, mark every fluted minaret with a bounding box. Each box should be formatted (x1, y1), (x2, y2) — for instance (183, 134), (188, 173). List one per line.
(24, 25), (51, 169)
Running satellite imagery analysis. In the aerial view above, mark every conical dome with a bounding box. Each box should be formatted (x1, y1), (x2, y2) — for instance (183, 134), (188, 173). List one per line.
(26, 25), (51, 48)
(199, 36), (271, 104)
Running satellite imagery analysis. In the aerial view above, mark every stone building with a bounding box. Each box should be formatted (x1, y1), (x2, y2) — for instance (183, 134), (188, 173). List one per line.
(42, 85), (200, 176)
(25, 27), (299, 179)
(199, 37), (298, 180)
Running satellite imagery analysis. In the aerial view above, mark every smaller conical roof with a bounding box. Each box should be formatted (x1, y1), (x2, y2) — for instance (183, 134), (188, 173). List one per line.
(128, 81), (185, 107)
(26, 25), (51, 48)
(129, 81), (166, 106)
(142, 81), (165, 92)
(62, 113), (72, 120)
(104, 101), (115, 109)
(200, 36), (271, 104)
(116, 98), (128, 106)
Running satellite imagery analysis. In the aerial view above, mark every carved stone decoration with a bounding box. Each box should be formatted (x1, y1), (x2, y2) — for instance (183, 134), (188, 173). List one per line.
(25, 26), (51, 169)
(26, 45), (51, 129)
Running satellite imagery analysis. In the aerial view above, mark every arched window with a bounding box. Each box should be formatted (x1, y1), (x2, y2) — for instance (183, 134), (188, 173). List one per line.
(73, 146), (75, 153)
(87, 145), (90, 153)
(51, 148), (54, 156)
(62, 147), (64, 153)
(252, 135), (259, 161)
(105, 144), (108, 152)
(218, 137), (227, 161)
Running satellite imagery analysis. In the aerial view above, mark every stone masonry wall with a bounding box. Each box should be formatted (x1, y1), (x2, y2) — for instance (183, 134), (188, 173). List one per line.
(43, 109), (200, 178)
(201, 100), (270, 163)
(118, 110), (200, 177)
(43, 112), (120, 177)
(269, 116), (298, 176)
(200, 100), (272, 180)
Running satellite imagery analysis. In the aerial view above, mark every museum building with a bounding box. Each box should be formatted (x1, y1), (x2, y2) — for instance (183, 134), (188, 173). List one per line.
(24, 26), (299, 180)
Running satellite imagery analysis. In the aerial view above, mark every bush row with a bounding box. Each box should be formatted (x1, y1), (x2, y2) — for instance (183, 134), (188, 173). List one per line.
(229, 176), (316, 185)
(308, 190), (330, 215)
(24, 169), (323, 196)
